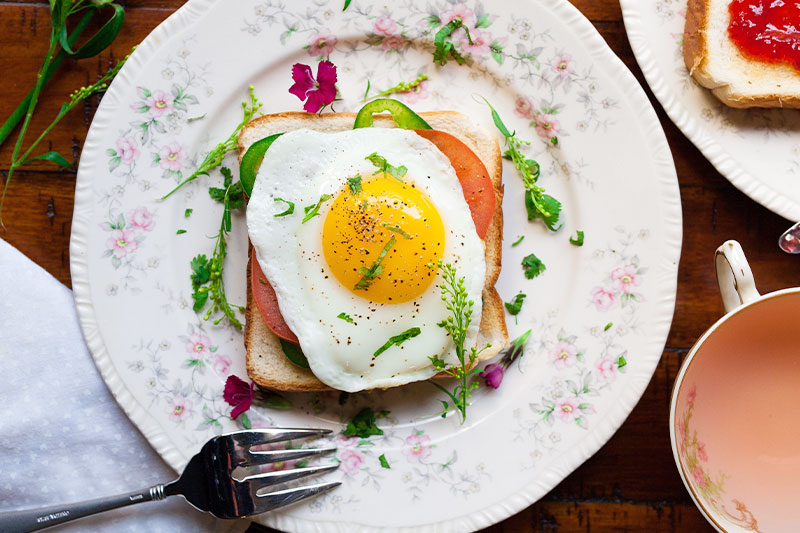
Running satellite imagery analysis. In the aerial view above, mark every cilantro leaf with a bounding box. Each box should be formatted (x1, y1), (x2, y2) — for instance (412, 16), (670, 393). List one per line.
(373, 327), (421, 357)
(504, 292), (526, 316)
(302, 194), (332, 223)
(569, 230), (585, 246)
(190, 254), (210, 287)
(343, 408), (384, 438)
(511, 235), (524, 247)
(382, 223), (412, 239)
(525, 191), (562, 231)
(347, 174), (362, 194)
(522, 253), (546, 279)
(365, 152), (407, 181)
(273, 197), (294, 217)
(337, 312), (354, 323)
(176, 229), (187, 235)
(184, 208), (193, 217)
(379, 454), (390, 469)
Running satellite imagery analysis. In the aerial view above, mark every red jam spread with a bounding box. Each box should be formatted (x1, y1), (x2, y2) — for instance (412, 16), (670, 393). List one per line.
(728, 0), (800, 71)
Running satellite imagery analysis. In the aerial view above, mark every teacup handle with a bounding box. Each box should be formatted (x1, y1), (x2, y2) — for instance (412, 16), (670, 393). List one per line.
(714, 240), (760, 313)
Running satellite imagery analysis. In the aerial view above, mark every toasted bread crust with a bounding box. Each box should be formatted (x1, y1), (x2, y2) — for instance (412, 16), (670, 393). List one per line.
(683, 0), (800, 108)
(242, 111), (508, 391)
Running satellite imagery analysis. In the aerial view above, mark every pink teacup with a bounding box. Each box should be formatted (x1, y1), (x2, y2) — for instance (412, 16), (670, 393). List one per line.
(670, 240), (800, 532)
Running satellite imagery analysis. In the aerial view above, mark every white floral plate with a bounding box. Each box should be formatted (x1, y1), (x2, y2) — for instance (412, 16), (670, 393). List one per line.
(620, 0), (800, 222)
(70, 0), (681, 530)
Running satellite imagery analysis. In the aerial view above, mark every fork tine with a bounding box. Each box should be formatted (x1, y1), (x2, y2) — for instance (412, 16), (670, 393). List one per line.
(229, 428), (332, 447)
(253, 480), (341, 514)
(241, 463), (339, 488)
(243, 447), (337, 467)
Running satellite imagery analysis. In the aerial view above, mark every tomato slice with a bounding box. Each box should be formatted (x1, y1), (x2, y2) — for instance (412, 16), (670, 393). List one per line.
(251, 257), (299, 343)
(252, 129), (496, 343)
(413, 129), (495, 239)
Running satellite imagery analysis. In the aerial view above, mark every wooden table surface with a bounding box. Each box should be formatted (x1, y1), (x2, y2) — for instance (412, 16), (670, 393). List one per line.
(3, 1), (799, 531)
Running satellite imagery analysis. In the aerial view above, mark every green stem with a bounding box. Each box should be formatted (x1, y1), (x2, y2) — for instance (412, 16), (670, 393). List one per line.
(1, 34), (60, 223)
(0, 12), (92, 148)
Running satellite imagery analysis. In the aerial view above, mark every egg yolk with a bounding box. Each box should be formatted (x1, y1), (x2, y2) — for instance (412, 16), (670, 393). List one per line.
(322, 173), (445, 304)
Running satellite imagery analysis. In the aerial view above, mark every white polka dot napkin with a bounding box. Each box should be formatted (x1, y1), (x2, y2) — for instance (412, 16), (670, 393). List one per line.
(0, 238), (248, 533)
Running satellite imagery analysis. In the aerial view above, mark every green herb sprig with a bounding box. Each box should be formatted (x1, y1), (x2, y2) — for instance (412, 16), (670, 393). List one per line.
(429, 262), (490, 423)
(1, 50), (130, 221)
(343, 408), (384, 438)
(161, 86), (262, 199)
(189, 166), (245, 329)
(433, 18), (473, 66)
(480, 98), (562, 231)
(363, 74), (428, 101)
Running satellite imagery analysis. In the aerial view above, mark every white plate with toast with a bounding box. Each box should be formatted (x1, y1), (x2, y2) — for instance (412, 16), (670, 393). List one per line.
(71, 0), (681, 530)
(621, 0), (800, 222)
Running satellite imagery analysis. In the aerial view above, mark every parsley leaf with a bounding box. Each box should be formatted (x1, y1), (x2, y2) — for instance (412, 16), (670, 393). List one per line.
(511, 235), (524, 247)
(481, 97), (562, 231)
(569, 230), (585, 246)
(273, 197), (294, 217)
(522, 253), (546, 279)
(504, 292), (526, 316)
(365, 152), (407, 181)
(302, 194), (332, 223)
(343, 408), (384, 438)
(337, 312), (354, 323)
(347, 174), (362, 194)
(354, 236), (396, 290)
(379, 454), (390, 469)
(374, 327), (421, 358)
(433, 17), (473, 66)
(428, 262), (491, 424)
(382, 223), (412, 239)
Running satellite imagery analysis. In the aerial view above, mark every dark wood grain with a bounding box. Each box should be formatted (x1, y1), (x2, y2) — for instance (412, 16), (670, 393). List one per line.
(3, 1), (797, 531)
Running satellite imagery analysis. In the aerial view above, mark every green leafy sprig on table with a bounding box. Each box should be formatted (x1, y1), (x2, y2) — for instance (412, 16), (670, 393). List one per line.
(161, 86), (262, 199)
(0, 0), (127, 222)
(429, 261), (491, 424)
(433, 18), (473, 66)
(190, 167), (245, 329)
(480, 98), (562, 231)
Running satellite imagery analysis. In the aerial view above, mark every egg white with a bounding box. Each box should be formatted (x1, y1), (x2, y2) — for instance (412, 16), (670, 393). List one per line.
(247, 128), (485, 392)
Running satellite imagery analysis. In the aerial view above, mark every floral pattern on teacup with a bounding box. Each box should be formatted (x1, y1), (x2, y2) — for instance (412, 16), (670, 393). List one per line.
(677, 386), (762, 532)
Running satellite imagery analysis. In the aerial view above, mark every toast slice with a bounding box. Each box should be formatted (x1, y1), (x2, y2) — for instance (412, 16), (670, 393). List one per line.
(240, 112), (509, 391)
(684, 0), (800, 108)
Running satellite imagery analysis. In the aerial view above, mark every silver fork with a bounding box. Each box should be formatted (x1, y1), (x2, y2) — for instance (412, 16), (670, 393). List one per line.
(0, 428), (339, 532)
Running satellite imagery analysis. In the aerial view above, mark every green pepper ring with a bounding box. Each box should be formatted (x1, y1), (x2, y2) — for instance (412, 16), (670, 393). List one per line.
(353, 98), (432, 130)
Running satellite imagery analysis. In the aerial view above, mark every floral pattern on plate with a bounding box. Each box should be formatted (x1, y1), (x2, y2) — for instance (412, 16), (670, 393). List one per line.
(71, 0), (681, 530)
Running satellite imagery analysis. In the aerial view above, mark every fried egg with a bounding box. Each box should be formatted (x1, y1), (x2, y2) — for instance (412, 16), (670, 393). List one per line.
(247, 128), (485, 392)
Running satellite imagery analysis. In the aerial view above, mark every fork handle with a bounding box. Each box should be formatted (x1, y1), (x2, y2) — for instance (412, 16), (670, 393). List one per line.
(0, 484), (168, 533)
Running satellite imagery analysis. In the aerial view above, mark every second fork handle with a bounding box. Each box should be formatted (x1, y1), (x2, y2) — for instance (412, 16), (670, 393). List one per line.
(0, 484), (168, 532)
